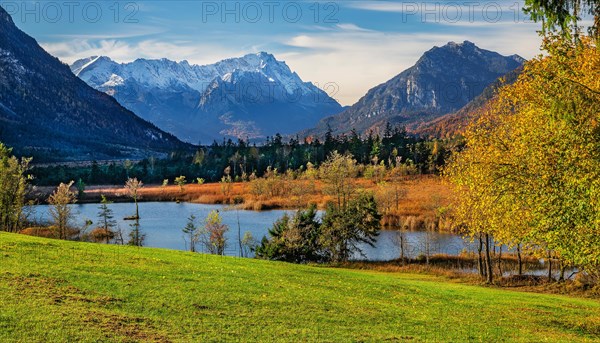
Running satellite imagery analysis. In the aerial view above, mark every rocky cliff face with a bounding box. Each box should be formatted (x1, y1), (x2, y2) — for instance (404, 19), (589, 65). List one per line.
(412, 66), (523, 138)
(302, 41), (524, 138)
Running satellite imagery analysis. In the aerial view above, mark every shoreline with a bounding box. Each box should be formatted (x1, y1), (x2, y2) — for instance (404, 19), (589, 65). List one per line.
(29, 175), (455, 230)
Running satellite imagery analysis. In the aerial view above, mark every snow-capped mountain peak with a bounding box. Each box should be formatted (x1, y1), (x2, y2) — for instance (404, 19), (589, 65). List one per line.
(70, 52), (343, 142)
(102, 74), (125, 87)
(0, 5), (188, 161)
(72, 52), (312, 95)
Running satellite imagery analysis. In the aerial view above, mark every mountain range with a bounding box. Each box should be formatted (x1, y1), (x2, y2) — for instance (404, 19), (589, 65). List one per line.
(71, 53), (343, 143)
(0, 6), (191, 162)
(301, 41), (524, 138)
(0, 3), (526, 163)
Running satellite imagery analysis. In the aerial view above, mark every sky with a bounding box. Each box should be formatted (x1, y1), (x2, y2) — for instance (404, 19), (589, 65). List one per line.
(2, 1), (544, 105)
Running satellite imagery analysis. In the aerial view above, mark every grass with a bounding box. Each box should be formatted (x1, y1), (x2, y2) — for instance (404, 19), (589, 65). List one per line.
(1, 232), (599, 342)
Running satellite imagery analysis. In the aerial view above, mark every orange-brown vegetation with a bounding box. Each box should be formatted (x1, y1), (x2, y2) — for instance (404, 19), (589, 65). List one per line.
(19, 226), (80, 239)
(36, 175), (453, 230)
(19, 227), (57, 238)
(89, 228), (115, 243)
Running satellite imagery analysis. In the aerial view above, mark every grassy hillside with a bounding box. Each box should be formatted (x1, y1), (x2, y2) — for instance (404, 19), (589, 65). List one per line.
(0, 232), (598, 342)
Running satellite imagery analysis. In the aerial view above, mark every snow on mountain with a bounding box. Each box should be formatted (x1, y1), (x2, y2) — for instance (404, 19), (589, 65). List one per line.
(102, 74), (125, 87)
(70, 55), (100, 76)
(71, 52), (343, 142)
(75, 52), (315, 96)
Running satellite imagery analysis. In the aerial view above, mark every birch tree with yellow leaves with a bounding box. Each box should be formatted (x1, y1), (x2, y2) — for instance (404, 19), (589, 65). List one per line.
(446, 36), (600, 283)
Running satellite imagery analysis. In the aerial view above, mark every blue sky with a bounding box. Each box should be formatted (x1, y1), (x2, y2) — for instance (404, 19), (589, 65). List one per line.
(3, 1), (544, 105)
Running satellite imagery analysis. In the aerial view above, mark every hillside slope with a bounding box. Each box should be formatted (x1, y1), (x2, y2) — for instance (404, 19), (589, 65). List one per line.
(0, 7), (191, 162)
(413, 66), (523, 138)
(1, 232), (598, 342)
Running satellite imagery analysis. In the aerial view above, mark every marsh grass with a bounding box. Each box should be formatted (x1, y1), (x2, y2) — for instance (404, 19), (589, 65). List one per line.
(35, 175), (453, 230)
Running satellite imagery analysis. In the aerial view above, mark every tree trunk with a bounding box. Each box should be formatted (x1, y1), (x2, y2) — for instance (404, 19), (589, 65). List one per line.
(485, 233), (493, 284)
(477, 233), (484, 278)
(425, 231), (430, 265)
(559, 262), (566, 282)
(498, 245), (503, 276)
(517, 244), (523, 276)
(399, 231), (405, 264)
(547, 251), (553, 281)
(135, 198), (139, 219)
(237, 211), (242, 257)
(190, 233), (195, 252)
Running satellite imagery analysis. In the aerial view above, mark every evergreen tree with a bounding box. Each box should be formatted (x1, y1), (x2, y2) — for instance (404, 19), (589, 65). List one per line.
(320, 193), (381, 262)
(182, 214), (199, 252)
(96, 195), (116, 243)
(255, 205), (323, 263)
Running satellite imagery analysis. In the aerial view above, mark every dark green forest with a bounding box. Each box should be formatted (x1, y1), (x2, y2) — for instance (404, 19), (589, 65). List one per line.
(31, 125), (456, 186)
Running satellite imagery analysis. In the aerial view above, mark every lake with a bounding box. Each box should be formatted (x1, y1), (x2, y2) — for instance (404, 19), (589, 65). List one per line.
(30, 202), (478, 261)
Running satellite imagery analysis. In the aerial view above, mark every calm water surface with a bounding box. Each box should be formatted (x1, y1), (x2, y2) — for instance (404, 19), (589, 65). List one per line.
(32, 202), (477, 260)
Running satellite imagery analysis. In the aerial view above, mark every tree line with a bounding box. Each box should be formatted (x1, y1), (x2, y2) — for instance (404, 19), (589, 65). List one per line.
(30, 125), (454, 187)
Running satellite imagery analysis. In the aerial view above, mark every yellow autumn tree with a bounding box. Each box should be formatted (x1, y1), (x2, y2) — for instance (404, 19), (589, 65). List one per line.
(446, 36), (600, 282)
(0, 143), (30, 232)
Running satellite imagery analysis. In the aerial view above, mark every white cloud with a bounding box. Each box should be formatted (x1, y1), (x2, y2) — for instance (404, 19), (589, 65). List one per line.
(335, 23), (374, 32)
(346, 1), (528, 14)
(345, 1), (535, 26)
(344, 1), (407, 13)
(47, 25), (167, 40)
(41, 39), (248, 65)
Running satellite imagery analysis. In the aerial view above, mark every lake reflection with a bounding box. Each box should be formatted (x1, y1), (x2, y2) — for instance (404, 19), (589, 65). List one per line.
(31, 202), (475, 260)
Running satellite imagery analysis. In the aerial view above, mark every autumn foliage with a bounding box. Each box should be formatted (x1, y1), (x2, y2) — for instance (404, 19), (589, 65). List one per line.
(446, 36), (600, 282)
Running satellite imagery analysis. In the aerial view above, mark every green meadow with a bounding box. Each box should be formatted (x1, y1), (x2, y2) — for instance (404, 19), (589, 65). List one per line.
(1, 232), (598, 342)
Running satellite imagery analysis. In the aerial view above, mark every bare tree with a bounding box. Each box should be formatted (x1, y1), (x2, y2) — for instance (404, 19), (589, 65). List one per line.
(392, 230), (408, 264)
(48, 181), (76, 239)
(127, 219), (145, 246)
(125, 178), (143, 219)
(114, 225), (125, 245)
(241, 231), (257, 258)
(220, 167), (232, 197)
